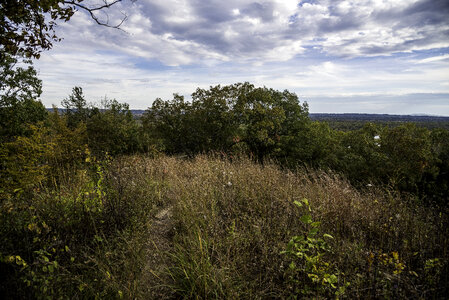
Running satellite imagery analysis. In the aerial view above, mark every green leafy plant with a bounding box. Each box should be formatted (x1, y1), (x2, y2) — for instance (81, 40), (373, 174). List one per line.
(282, 198), (349, 298)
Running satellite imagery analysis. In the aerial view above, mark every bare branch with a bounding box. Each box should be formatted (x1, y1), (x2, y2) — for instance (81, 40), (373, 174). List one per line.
(63, 0), (127, 29)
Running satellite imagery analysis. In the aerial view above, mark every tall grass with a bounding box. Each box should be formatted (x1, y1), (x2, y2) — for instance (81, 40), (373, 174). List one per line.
(116, 155), (448, 299)
(1, 154), (447, 298)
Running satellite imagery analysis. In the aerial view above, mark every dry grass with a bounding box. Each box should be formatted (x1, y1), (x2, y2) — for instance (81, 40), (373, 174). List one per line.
(3, 154), (445, 298)
(108, 154), (448, 299)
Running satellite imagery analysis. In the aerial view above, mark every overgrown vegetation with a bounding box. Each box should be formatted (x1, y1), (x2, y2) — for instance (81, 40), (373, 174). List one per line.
(145, 155), (448, 298)
(2, 2), (448, 296)
(1, 82), (448, 298)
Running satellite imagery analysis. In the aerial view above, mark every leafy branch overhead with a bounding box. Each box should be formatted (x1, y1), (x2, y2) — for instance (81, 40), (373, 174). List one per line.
(0, 0), (132, 59)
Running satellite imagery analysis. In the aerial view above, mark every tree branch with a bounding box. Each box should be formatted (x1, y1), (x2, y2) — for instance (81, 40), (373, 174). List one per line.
(63, 0), (128, 29)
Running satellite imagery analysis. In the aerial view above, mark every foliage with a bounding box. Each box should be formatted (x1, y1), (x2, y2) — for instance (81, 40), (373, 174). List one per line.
(141, 83), (448, 205)
(334, 123), (387, 184)
(59, 88), (143, 157)
(142, 82), (310, 162)
(0, 156), (155, 299)
(1, 80), (449, 298)
(46, 108), (88, 177)
(1, 149), (448, 298)
(87, 98), (141, 156)
(61, 86), (91, 129)
(423, 128), (449, 205)
(282, 198), (348, 298)
(0, 124), (52, 197)
(234, 86), (287, 162)
(0, 0), (74, 58)
(142, 90), (236, 155)
(313, 115), (449, 131)
(380, 123), (434, 193)
(0, 52), (47, 141)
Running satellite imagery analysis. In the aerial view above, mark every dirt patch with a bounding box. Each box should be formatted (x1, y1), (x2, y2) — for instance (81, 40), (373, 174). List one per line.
(140, 205), (176, 298)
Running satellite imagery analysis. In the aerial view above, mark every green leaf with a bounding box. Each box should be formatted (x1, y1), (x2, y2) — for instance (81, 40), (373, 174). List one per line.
(311, 221), (321, 228)
(323, 234), (334, 239)
(300, 214), (312, 224)
(292, 235), (304, 242)
(309, 228), (319, 236)
(293, 200), (303, 207)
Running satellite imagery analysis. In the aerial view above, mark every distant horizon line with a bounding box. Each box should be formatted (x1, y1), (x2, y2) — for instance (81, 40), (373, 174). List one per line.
(45, 108), (449, 118)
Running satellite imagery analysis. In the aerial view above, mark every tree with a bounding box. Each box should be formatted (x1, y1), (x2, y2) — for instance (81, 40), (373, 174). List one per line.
(61, 86), (91, 129)
(87, 98), (140, 156)
(142, 94), (192, 154)
(1, 0), (131, 140)
(380, 123), (433, 193)
(1, 0), (129, 59)
(142, 83), (311, 162)
(0, 124), (53, 196)
(334, 123), (387, 185)
(189, 83), (251, 153)
(424, 128), (449, 205)
(0, 52), (47, 141)
(271, 89), (312, 166)
(233, 86), (310, 163)
(235, 87), (286, 162)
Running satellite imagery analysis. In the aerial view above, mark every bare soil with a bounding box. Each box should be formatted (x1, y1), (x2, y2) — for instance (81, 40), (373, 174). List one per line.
(141, 206), (176, 299)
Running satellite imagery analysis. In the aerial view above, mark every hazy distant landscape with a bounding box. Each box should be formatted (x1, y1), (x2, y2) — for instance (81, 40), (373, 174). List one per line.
(50, 108), (449, 129)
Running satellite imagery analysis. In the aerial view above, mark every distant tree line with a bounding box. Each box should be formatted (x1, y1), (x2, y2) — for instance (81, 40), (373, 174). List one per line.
(313, 117), (449, 131)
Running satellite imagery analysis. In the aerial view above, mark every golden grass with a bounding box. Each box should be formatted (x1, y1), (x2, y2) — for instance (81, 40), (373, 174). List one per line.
(109, 154), (448, 299)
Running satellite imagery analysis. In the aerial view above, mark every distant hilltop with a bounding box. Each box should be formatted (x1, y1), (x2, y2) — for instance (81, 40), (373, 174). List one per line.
(309, 113), (449, 122)
(47, 108), (449, 122)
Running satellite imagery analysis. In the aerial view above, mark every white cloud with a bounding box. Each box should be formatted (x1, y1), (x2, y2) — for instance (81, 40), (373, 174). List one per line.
(416, 54), (449, 64)
(30, 0), (449, 115)
(48, 0), (449, 65)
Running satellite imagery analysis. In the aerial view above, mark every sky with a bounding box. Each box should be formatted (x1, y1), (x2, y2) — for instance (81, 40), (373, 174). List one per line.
(33, 0), (449, 115)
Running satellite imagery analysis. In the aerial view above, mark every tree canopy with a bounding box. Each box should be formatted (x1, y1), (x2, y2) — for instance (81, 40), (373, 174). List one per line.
(0, 52), (46, 141)
(142, 83), (310, 162)
(0, 0), (127, 59)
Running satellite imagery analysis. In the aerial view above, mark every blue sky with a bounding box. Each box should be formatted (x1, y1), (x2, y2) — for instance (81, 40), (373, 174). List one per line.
(34, 0), (449, 115)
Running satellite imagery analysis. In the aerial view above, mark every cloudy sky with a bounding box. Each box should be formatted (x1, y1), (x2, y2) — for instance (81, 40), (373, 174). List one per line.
(34, 0), (449, 115)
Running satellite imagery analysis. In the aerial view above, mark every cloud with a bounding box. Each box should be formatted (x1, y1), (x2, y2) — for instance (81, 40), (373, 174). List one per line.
(32, 0), (449, 115)
(416, 54), (449, 64)
(289, 0), (449, 57)
(51, 0), (449, 65)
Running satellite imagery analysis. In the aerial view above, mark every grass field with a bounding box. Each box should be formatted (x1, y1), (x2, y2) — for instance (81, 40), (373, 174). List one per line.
(1, 154), (448, 298)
